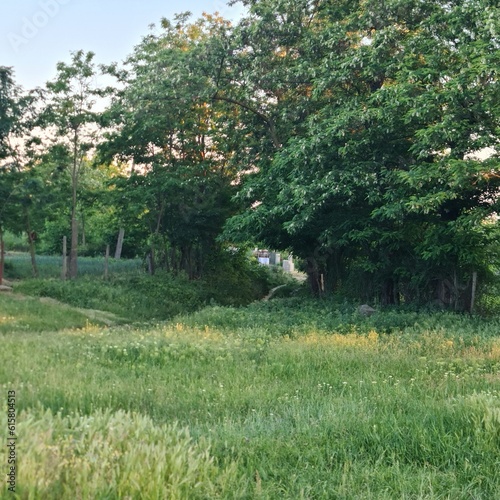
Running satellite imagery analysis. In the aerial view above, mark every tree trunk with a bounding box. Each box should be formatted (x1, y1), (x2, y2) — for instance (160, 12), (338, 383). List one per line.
(114, 228), (125, 260)
(149, 244), (156, 275)
(69, 129), (79, 279)
(306, 257), (322, 297)
(170, 246), (177, 273)
(325, 249), (344, 293)
(69, 215), (78, 279)
(180, 246), (188, 276)
(26, 210), (38, 278)
(470, 271), (478, 315)
(81, 211), (86, 248)
(453, 270), (459, 311)
(28, 232), (38, 278)
(104, 244), (110, 280)
(381, 278), (397, 306)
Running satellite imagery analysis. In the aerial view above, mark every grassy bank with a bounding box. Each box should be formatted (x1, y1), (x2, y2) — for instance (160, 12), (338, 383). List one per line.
(5, 252), (293, 321)
(1, 296), (499, 498)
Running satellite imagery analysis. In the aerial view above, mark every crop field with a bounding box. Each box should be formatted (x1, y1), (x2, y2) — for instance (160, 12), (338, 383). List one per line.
(1, 291), (500, 499)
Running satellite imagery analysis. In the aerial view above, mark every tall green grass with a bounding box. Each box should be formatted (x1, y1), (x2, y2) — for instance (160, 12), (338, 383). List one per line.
(5, 408), (242, 499)
(4, 252), (143, 280)
(1, 298), (500, 498)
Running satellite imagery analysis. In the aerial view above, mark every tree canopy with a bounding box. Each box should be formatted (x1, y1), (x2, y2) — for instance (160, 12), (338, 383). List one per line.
(224, 0), (500, 306)
(1, 1), (499, 308)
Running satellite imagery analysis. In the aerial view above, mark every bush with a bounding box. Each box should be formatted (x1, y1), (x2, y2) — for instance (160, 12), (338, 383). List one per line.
(12, 248), (300, 319)
(3, 231), (29, 252)
(477, 277), (500, 316)
(16, 272), (205, 320)
(203, 247), (293, 306)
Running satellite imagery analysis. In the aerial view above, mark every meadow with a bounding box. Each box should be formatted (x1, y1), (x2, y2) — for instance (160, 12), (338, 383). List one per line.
(1, 279), (500, 498)
(3, 252), (143, 280)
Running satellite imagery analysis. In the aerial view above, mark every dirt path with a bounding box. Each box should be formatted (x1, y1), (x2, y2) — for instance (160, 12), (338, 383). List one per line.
(37, 297), (126, 326)
(262, 284), (289, 301)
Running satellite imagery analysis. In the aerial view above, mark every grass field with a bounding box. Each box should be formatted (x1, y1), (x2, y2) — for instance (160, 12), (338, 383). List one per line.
(1, 290), (500, 498)
(3, 252), (143, 280)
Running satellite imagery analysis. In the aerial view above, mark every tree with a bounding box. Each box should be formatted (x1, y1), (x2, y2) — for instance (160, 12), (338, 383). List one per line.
(0, 67), (40, 279)
(0, 67), (22, 236)
(101, 13), (240, 277)
(224, 0), (500, 307)
(37, 51), (102, 278)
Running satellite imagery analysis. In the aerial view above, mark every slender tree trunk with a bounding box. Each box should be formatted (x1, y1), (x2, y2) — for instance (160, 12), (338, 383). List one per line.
(306, 256), (322, 297)
(25, 209), (38, 278)
(28, 233), (38, 278)
(164, 241), (170, 272)
(170, 245), (177, 273)
(69, 212), (78, 279)
(114, 228), (125, 259)
(325, 250), (344, 293)
(453, 270), (458, 310)
(81, 211), (86, 248)
(69, 131), (79, 279)
(149, 244), (156, 275)
(104, 244), (110, 280)
(180, 246), (188, 275)
(470, 271), (478, 315)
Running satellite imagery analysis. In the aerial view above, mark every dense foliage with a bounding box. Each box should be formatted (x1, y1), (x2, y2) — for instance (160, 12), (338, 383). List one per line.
(224, 0), (500, 307)
(1, 0), (498, 308)
(8, 251), (289, 318)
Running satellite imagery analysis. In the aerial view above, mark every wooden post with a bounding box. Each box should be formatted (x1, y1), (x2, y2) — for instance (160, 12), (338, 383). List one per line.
(114, 228), (125, 260)
(61, 236), (67, 280)
(28, 231), (38, 278)
(470, 271), (478, 315)
(104, 245), (110, 280)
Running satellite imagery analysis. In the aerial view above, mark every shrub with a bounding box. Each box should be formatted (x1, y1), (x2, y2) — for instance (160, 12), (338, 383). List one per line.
(203, 246), (292, 306)
(3, 231), (29, 252)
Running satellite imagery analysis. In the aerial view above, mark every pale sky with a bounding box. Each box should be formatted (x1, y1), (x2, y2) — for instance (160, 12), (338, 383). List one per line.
(0, 0), (246, 90)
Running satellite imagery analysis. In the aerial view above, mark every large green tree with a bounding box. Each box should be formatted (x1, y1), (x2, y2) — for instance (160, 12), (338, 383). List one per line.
(225, 0), (499, 307)
(0, 67), (48, 277)
(101, 13), (240, 277)
(0, 67), (21, 250)
(37, 51), (102, 278)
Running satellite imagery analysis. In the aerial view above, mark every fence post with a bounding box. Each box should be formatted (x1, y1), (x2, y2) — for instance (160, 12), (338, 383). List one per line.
(470, 271), (478, 314)
(104, 244), (110, 280)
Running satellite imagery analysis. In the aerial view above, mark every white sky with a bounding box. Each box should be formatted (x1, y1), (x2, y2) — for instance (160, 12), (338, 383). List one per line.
(0, 0), (246, 90)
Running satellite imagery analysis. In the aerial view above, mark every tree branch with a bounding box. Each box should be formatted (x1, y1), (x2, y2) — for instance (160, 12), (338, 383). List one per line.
(212, 92), (281, 149)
